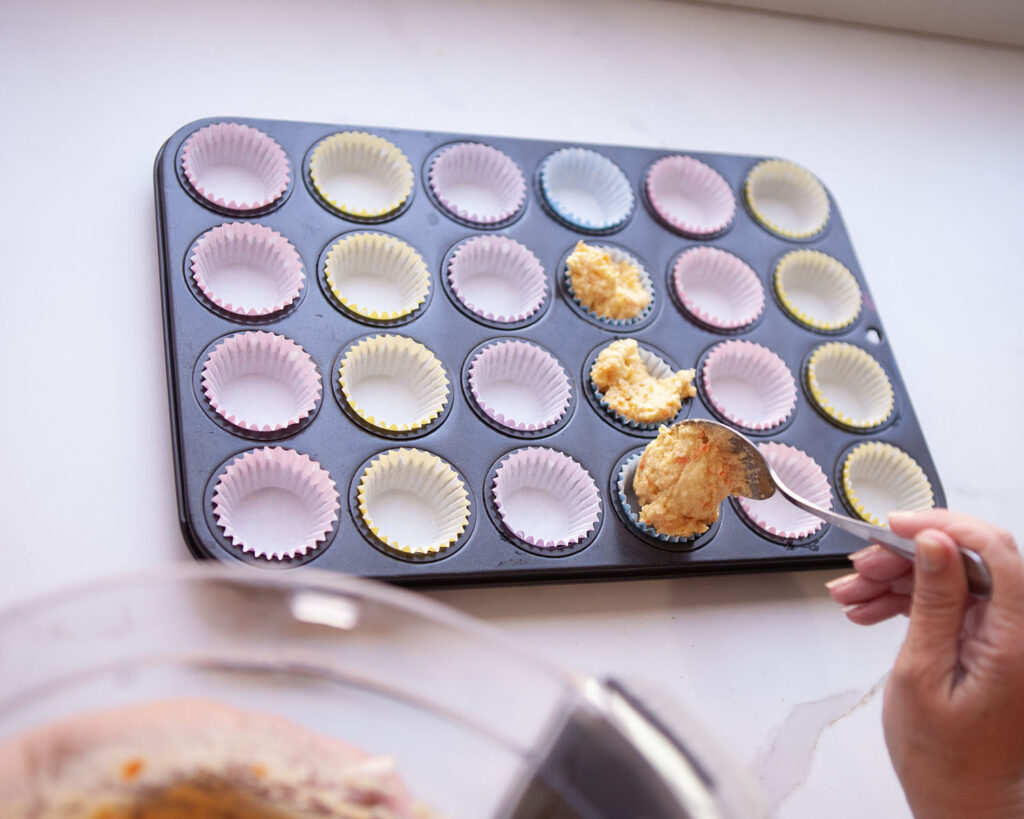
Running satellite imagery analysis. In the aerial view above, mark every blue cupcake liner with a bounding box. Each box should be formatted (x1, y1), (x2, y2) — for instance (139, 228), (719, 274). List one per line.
(616, 451), (703, 544)
(540, 148), (634, 231)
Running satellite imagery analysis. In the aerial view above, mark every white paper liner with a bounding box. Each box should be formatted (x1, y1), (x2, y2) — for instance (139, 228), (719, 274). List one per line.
(540, 148), (634, 231)
(309, 132), (414, 218)
(672, 246), (765, 329)
(737, 442), (831, 539)
(468, 340), (571, 432)
(591, 342), (691, 430)
(745, 159), (830, 239)
(212, 447), (340, 560)
(702, 340), (797, 430)
(201, 332), (321, 433)
(324, 232), (430, 320)
(339, 335), (449, 432)
(842, 442), (934, 526)
(357, 448), (470, 554)
(447, 235), (547, 322)
(646, 155), (736, 236)
(807, 342), (894, 428)
(429, 142), (526, 224)
(190, 222), (305, 317)
(615, 452), (699, 544)
(774, 250), (862, 331)
(181, 122), (290, 211)
(492, 448), (601, 548)
(565, 243), (655, 326)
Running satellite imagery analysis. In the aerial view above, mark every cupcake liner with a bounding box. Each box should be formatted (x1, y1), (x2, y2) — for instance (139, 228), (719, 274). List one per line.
(429, 142), (526, 224)
(615, 452), (700, 544)
(180, 122), (290, 212)
(737, 442), (831, 539)
(211, 447), (340, 561)
(468, 340), (571, 432)
(324, 232), (430, 321)
(774, 249), (862, 331)
(672, 246), (765, 330)
(357, 448), (470, 555)
(807, 342), (894, 429)
(842, 442), (934, 526)
(339, 335), (449, 432)
(702, 339), (797, 431)
(540, 148), (634, 231)
(447, 235), (547, 323)
(492, 448), (600, 548)
(590, 340), (695, 430)
(646, 155), (736, 236)
(201, 332), (321, 434)
(565, 242), (655, 326)
(190, 222), (305, 318)
(745, 159), (830, 239)
(309, 132), (414, 218)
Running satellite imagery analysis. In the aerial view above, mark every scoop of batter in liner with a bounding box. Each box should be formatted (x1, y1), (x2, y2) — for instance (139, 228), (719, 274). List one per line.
(566, 241), (650, 320)
(591, 338), (696, 424)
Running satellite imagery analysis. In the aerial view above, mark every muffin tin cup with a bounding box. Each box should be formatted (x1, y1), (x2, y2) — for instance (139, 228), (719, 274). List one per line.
(562, 242), (657, 330)
(539, 147), (634, 233)
(671, 246), (765, 331)
(745, 159), (830, 240)
(774, 250), (862, 332)
(428, 142), (526, 226)
(645, 155), (736, 237)
(839, 441), (935, 526)
(446, 235), (548, 325)
(735, 442), (831, 540)
(308, 131), (414, 220)
(700, 340), (798, 432)
(806, 342), (895, 431)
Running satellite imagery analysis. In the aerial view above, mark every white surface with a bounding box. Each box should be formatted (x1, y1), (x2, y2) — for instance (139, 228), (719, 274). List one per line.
(1, 0), (1022, 816)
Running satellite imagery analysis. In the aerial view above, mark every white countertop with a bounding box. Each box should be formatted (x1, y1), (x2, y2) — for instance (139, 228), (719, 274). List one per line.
(2, 1), (1022, 816)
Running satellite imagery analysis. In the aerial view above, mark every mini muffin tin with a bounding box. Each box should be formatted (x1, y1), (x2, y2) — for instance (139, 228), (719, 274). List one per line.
(155, 116), (945, 586)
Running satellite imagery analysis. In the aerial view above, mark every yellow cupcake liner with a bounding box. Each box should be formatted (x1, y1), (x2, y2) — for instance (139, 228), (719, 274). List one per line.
(324, 232), (430, 321)
(775, 250), (861, 331)
(841, 441), (934, 526)
(745, 159), (830, 239)
(807, 342), (894, 429)
(309, 131), (414, 218)
(339, 334), (449, 432)
(357, 448), (471, 555)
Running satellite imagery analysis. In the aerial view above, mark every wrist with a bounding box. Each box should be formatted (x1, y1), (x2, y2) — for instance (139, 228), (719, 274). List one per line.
(905, 777), (1024, 819)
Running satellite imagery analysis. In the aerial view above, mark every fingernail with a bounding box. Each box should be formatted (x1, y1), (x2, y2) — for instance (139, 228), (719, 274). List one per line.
(849, 545), (877, 563)
(841, 604), (863, 614)
(826, 574), (857, 591)
(889, 511), (914, 525)
(917, 534), (949, 573)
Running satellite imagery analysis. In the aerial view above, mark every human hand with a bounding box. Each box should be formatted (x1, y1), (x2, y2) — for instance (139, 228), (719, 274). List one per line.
(827, 509), (1024, 818)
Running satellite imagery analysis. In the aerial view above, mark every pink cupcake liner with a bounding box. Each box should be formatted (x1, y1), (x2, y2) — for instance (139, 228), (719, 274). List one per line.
(468, 341), (571, 432)
(492, 448), (601, 548)
(673, 246), (765, 330)
(212, 447), (340, 561)
(429, 143), (526, 224)
(190, 222), (305, 318)
(448, 236), (547, 323)
(737, 442), (831, 538)
(180, 122), (290, 212)
(702, 340), (797, 430)
(646, 156), (736, 236)
(201, 332), (321, 434)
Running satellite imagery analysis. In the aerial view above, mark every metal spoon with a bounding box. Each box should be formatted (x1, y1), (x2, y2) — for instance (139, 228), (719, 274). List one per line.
(676, 419), (992, 599)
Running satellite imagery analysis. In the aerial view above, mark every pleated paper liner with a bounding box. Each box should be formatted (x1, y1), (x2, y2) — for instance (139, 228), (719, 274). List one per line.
(562, 241), (657, 330)
(805, 342), (895, 431)
(839, 441), (935, 526)
(645, 155), (736, 238)
(307, 131), (414, 220)
(355, 448), (471, 560)
(209, 447), (340, 563)
(671, 246), (765, 333)
(699, 339), (798, 433)
(539, 147), (634, 233)
(179, 122), (291, 215)
(774, 249), (862, 332)
(427, 142), (526, 227)
(745, 159), (830, 240)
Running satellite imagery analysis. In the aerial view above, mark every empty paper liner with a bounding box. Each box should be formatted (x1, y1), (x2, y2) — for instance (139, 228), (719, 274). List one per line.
(589, 339), (695, 430)
(309, 131), (414, 218)
(774, 250), (862, 331)
(736, 443), (831, 539)
(429, 142), (526, 225)
(357, 448), (470, 555)
(540, 148), (634, 231)
(646, 155), (736, 236)
(324, 232), (430, 321)
(211, 447), (340, 561)
(492, 448), (601, 549)
(841, 441), (934, 525)
(447, 235), (547, 323)
(745, 159), (830, 239)
(615, 452), (703, 545)
(701, 340), (797, 431)
(672, 246), (765, 330)
(564, 242), (655, 327)
(806, 342), (894, 429)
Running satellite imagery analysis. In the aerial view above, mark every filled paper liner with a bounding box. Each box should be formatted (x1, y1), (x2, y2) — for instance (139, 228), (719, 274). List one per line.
(211, 447), (340, 561)
(429, 142), (526, 224)
(774, 249), (862, 331)
(190, 222), (305, 318)
(540, 148), (634, 231)
(745, 159), (830, 239)
(737, 443), (831, 539)
(702, 340), (797, 431)
(616, 452), (701, 544)
(807, 342), (894, 429)
(201, 331), (321, 433)
(468, 341), (571, 432)
(646, 155), (736, 236)
(492, 448), (600, 548)
(181, 122), (290, 212)
(591, 341), (693, 430)
(672, 246), (765, 330)
(309, 132), (414, 218)
(564, 244), (655, 327)
(357, 448), (470, 555)
(324, 232), (430, 321)
(339, 335), (449, 432)
(842, 442), (934, 526)
(448, 235), (547, 323)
